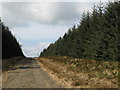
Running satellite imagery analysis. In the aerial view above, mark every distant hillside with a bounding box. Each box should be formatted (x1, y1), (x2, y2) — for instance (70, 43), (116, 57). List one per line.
(40, 2), (120, 61)
(1, 19), (24, 59)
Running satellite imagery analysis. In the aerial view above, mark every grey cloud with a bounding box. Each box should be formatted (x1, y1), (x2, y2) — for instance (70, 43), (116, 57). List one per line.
(22, 42), (51, 57)
(1, 2), (95, 57)
(2, 2), (93, 28)
(2, 2), (34, 27)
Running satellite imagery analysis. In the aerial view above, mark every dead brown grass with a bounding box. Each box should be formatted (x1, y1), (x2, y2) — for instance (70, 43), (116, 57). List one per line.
(35, 56), (119, 88)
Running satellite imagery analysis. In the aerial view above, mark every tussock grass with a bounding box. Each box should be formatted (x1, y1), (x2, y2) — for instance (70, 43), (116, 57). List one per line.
(37, 56), (119, 88)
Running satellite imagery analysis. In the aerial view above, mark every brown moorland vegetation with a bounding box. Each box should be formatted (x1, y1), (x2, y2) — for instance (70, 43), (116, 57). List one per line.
(36, 56), (119, 88)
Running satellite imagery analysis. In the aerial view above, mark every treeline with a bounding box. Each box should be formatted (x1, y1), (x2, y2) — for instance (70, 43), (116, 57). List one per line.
(40, 2), (120, 61)
(1, 19), (24, 59)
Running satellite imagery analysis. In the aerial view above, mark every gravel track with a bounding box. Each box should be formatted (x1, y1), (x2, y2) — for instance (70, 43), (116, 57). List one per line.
(2, 58), (62, 88)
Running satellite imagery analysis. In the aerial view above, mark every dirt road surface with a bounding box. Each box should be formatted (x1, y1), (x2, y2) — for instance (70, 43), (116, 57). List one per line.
(2, 58), (62, 88)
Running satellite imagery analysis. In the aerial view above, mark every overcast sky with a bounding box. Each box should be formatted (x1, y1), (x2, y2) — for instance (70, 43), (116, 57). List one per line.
(1, 1), (109, 57)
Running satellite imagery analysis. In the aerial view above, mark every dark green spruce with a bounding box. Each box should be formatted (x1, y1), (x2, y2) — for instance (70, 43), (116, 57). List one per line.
(40, 2), (120, 61)
(1, 19), (24, 59)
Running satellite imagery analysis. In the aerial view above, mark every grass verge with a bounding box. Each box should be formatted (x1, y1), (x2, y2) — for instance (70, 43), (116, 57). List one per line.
(36, 56), (119, 88)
